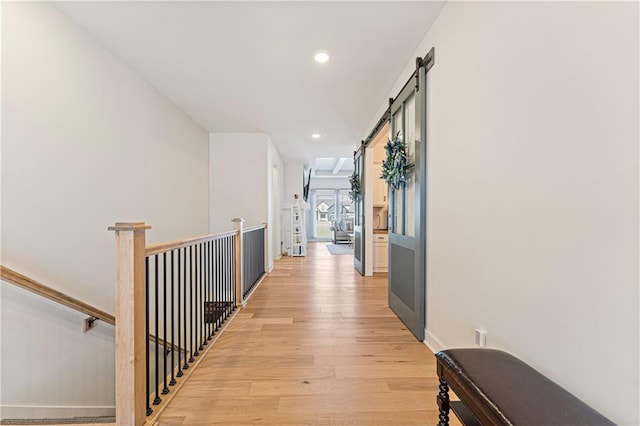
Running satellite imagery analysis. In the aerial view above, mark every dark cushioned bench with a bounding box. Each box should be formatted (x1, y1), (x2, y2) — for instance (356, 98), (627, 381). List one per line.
(435, 349), (615, 426)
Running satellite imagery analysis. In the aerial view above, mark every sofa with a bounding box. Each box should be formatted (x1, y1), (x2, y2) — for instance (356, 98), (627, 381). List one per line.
(330, 219), (354, 244)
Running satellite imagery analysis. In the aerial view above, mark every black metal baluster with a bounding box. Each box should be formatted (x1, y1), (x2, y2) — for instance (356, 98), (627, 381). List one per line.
(227, 236), (232, 319)
(194, 243), (198, 355)
(162, 253), (169, 395)
(233, 235), (237, 314)
(212, 240), (216, 336)
(197, 243), (201, 352)
(153, 256), (161, 405)
(242, 233), (246, 297)
(209, 239), (214, 339)
(169, 250), (176, 386)
(247, 231), (250, 294)
(145, 257), (152, 416)
(199, 242), (205, 350)
(194, 244), (200, 356)
(183, 246), (189, 370)
(223, 237), (228, 325)
(177, 248), (183, 378)
(204, 240), (210, 343)
(207, 241), (211, 337)
(198, 243), (203, 351)
(206, 240), (211, 340)
(223, 236), (227, 321)
(189, 245), (195, 363)
(216, 239), (224, 331)
(232, 235), (237, 312)
(229, 237), (236, 320)
(247, 232), (250, 296)
(202, 242), (207, 341)
(229, 238), (242, 309)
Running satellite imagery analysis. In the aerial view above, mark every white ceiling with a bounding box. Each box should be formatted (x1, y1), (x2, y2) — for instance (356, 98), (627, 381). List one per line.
(313, 157), (354, 178)
(54, 1), (444, 165)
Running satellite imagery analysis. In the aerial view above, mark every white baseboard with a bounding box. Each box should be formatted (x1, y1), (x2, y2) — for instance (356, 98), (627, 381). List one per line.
(1, 405), (115, 420)
(424, 329), (445, 354)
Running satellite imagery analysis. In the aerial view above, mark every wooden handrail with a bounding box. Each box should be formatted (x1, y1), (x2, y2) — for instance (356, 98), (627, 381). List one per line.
(243, 224), (266, 233)
(0, 265), (115, 325)
(0, 265), (182, 352)
(145, 230), (238, 257)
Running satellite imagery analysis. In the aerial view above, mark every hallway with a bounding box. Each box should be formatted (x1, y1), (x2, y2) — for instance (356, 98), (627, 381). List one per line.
(155, 242), (448, 425)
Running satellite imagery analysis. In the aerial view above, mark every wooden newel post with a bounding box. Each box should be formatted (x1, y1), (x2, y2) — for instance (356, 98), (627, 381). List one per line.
(108, 222), (151, 426)
(232, 218), (244, 308)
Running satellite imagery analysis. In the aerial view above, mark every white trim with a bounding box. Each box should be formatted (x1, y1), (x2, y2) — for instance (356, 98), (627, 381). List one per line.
(424, 329), (445, 354)
(0, 405), (115, 420)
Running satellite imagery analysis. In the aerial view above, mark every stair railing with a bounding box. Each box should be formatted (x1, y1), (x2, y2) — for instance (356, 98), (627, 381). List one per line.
(242, 223), (268, 299)
(109, 218), (267, 426)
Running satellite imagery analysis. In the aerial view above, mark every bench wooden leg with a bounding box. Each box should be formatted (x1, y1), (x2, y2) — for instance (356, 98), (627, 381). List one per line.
(437, 377), (450, 426)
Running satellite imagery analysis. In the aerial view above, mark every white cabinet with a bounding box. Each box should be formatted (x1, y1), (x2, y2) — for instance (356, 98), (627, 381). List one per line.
(372, 163), (387, 207)
(290, 204), (306, 256)
(373, 233), (388, 272)
(284, 203), (307, 256)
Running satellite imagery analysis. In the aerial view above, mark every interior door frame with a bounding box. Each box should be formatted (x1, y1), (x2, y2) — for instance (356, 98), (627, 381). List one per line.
(353, 144), (365, 275)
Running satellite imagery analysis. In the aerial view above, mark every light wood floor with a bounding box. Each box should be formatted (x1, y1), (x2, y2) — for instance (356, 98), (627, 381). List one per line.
(155, 242), (458, 425)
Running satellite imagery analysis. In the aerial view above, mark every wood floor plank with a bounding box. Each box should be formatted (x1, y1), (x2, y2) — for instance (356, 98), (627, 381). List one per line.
(156, 242), (442, 425)
(249, 378), (391, 396)
(277, 392), (431, 413)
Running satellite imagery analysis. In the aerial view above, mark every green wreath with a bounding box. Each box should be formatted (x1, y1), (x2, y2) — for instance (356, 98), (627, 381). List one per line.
(349, 171), (361, 201)
(380, 135), (407, 190)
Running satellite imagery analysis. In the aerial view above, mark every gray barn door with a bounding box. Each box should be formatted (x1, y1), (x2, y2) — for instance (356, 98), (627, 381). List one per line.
(353, 145), (364, 275)
(388, 60), (429, 340)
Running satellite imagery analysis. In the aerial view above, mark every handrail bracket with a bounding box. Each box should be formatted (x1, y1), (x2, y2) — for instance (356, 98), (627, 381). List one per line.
(84, 316), (99, 332)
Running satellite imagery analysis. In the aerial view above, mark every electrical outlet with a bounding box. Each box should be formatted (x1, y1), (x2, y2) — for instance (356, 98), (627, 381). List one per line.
(475, 327), (487, 347)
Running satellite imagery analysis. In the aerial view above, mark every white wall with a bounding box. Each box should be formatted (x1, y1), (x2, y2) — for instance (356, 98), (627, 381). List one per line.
(1, 284), (116, 419)
(209, 133), (283, 268)
(370, 2), (639, 423)
(1, 2), (210, 417)
(283, 161), (304, 203)
(267, 138), (284, 268)
(209, 133), (268, 232)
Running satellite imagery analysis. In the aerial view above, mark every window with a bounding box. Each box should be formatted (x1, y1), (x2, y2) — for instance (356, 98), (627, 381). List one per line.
(309, 188), (353, 240)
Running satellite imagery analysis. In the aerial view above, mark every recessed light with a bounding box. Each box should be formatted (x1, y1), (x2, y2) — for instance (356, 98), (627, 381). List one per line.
(314, 51), (330, 63)
(312, 133), (321, 139)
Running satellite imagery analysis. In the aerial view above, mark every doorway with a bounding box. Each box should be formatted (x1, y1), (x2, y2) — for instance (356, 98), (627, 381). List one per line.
(364, 122), (390, 277)
(308, 188), (353, 241)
